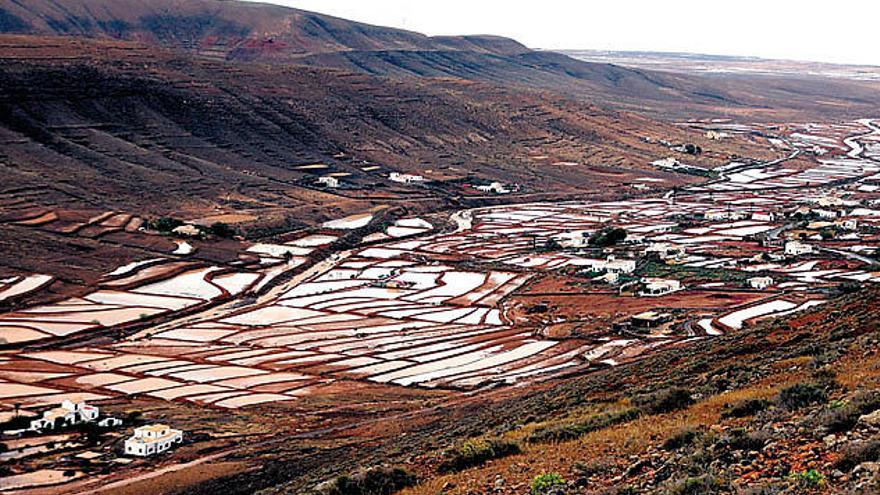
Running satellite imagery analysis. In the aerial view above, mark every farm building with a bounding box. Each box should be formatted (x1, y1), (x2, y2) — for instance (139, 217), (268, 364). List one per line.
(748, 276), (774, 290)
(600, 257), (637, 274)
(29, 400), (99, 431)
(785, 241), (813, 256)
(814, 209), (839, 220)
(644, 242), (684, 260)
(172, 224), (201, 237)
(474, 182), (510, 194)
(124, 424), (183, 457)
(640, 278), (682, 297)
(317, 176), (339, 188)
(631, 311), (672, 329)
(389, 172), (424, 184)
(751, 211), (776, 222)
(553, 230), (590, 248)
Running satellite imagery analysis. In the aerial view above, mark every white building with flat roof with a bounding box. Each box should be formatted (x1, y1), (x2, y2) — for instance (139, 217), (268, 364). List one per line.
(124, 424), (183, 457)
(640, 278), (682, 297)
(29, 400), (98, 431)
(317, 176), (339, 188)
(474, 182), (510, 194)
(389, 172), (424, 184)
(785, 241), (813, 257)
(748, 276), (774, 290)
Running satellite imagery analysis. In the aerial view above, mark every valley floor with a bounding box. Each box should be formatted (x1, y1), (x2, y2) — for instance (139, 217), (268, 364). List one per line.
(1, 118), (880, 494)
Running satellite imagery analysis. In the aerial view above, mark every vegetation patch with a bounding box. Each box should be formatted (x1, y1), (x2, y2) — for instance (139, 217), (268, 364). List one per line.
(816, 390), (880, 433)
(632, 387), (694, 414)
(438, 438), (521, 473)
(721, 398), (772, 418)
(835, 440), (880, 472)
(527, 408), (639, 444)
(777, 382), (828, 410)
(662, 427), (703, 451)
(315, 466), (417, 495)
(531, 472), (566, 495)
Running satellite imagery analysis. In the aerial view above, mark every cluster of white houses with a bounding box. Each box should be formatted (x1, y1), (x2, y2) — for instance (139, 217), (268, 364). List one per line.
(28, 400), (114, 431)
(19, 400), (182, 457)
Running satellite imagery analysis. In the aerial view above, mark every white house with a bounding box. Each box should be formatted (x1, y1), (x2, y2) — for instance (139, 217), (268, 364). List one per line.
(317, 176), (339, 188)
(29, 400), (99, 431)
(172, 224), (201, 237)
(600, 256), (637, 274)
(640, 278), (682, 297)
(748, 276), (774, 290)
(751, 211), (776, 222)
(644, 242), (683, 260)
(124, 424), (183, 457)
(785, 241), (813, 256)
(816, 196), (843, 207)
(553, 230), (590, 248)
(651, 157), (679, 169)
(474, 182), (510, 194)
(705, 130), (729, 140)
(814, 209), (839, 220)
(389, 172), (424, 184)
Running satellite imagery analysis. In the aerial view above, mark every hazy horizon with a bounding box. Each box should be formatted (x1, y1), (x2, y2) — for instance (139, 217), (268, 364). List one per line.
(244, 0), (880, 66)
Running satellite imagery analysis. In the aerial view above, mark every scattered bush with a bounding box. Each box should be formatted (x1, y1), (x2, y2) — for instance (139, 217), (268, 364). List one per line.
(633, 387), (694, 415)
(722, 428), (770, 452)
(817, 390), (880, 433)
(663, 428), (702, 451)
(531, 473), (566, 495)
(665, 475), (723, 495)
(317, 466), (417, 495)
(149, 217), (183, 233)
(777, 382), (827, 410)
(722, 398), (772, 418)
(208, 222), (236, 238)
(528, 408), (639, 444)
(438, 438), (521, 473)
(790, 469), (825, 488)
(835, 440), (880, 471)
(573, 459), (612, 481)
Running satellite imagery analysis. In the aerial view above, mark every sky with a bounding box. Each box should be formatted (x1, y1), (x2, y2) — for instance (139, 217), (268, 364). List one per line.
(245, 0), (880, 66)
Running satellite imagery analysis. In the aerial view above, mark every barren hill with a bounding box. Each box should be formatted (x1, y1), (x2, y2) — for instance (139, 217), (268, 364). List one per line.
(5, 0), (880, 120)
(0, 35), (754, 225)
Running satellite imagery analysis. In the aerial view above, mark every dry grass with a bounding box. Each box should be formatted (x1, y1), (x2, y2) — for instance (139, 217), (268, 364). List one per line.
(401, 362), (823, 495)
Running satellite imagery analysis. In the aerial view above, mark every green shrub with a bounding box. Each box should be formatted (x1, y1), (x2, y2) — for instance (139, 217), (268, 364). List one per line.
(835, 440), (880, 471)
(633, 387), (694, 415)
(150, 217), (183, 233)
(528, 408), (639, 444)
(208, 222), (235, 238)
(317, 466), (417, 495)
(588, 227), (627, 247)
(438, 438), (521, 473)
(531, 473), (566, 495)
(722, 398), (772, 418)
(791, 469), (825, 488)
(777, 383), (827, 410)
